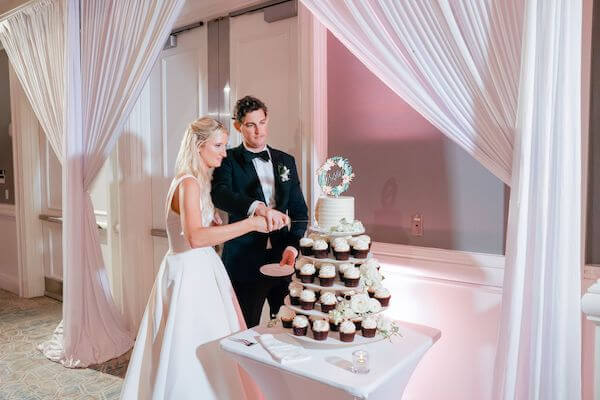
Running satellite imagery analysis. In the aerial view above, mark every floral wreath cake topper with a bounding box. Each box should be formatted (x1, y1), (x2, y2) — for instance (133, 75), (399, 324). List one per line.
(317, 156), (355, 197)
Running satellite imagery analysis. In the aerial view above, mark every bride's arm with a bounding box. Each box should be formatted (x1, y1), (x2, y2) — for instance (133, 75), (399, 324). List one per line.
(178, 178), (267, 248)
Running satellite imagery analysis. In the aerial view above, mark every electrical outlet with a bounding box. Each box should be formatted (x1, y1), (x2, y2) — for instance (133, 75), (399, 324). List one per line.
(411, 213), (424, 236)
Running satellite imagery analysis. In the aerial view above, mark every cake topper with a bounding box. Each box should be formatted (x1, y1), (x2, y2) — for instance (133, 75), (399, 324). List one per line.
(317, 156), (355, 197)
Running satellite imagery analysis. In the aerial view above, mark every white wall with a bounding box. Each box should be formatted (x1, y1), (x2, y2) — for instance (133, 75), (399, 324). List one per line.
(0, 208), (19, 294)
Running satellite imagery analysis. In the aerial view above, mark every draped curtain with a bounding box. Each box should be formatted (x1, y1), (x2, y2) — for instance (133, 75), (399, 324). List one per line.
(300, 1), (583, 399)
(300, 0), (523, 185)
(0, 0), (185, 367)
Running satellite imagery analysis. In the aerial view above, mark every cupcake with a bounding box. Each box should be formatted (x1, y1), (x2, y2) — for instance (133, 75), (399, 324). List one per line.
(299, 263), (316, 283)
(300, 289), (317, 310)
(311, 319), (330, 341)
(299, 237), (314, 256)
(338, 263), (353, 279)
(319, 291), (337, 313)
(318, 264), (336, 287)
(374, 287), (391, 307)
(278, 306), (296, 328)
(329, 319), (341, 332)
(367, 286), (377, 298)
(333, 241), (351, 261)
(361, 316), (377, 337)
(352, 239), (370, 259)
(343, 267), (360, 287)
(331, 237), (348, 249)
(356, 235), (372, 250)
(312, 239), (329, 259)
(288, 282), (303, 305)
(339, 320), (356, 342)
(352, 317), (363, 331)
(294, 258), (306, 278)
(292, 315), (309, 336)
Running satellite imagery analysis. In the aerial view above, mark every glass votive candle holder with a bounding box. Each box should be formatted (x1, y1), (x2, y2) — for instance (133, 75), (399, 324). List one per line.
(352, 349), (370, 374)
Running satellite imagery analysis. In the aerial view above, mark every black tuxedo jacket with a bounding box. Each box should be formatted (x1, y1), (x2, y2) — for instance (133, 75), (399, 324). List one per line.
(211, 144), (308, 283)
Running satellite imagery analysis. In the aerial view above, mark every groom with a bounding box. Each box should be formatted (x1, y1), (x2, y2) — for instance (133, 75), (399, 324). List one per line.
(211, 95), (308, 327)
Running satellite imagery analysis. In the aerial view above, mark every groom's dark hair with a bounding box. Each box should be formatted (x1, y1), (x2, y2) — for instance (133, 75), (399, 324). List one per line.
(233, 95), (268, 123)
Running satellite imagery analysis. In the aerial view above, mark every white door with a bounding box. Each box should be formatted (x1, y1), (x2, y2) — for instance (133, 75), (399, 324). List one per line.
(114, 25), (208, 331)
(229, 12), (300, 165)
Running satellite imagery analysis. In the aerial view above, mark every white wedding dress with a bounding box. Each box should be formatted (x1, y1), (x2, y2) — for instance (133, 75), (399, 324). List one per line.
(121, 174), (256, 400)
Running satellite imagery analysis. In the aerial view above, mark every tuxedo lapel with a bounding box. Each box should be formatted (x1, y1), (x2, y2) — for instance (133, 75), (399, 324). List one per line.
(234, 145), (266, 203)
(269, 147), (288, 211)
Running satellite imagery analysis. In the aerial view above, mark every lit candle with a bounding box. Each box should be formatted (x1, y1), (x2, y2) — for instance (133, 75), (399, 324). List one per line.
(352, 349), (370, 374)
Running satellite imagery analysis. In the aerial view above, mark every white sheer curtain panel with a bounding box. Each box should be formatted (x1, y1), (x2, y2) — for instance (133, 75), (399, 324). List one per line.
(493, 0), (583, 398)
(59, 0), (185, 367)
(299, 0), (523, 184)
(0, 0), (64, 160)
(1, 0), (184, 367)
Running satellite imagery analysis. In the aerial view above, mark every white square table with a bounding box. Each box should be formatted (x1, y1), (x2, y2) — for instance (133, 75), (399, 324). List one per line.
(220, 320), (440, 400)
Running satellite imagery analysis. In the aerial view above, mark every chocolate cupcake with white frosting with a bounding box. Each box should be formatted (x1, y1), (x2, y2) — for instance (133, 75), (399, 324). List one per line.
(278, 306), (296, 328)
(361, 316), (377, 337)
(292, 315), (309, 336)
(319, 291), (337, 313)
(343, 267), (360, 287)
(318, 264), (336, 287)
(352, 239), (370, 259)
(311, 319), (330, 341)
(374, 287), (391, 307)
(299, 237), (314, 256)
(300, 289), (317, 310)
(312, 239), (329, 259)
(339, 320), (356, 342)
(288, 281), (303, 305)
(299, 263), (316, 283)
(333, 241), (351, 261)
(338, 263), (353, 280)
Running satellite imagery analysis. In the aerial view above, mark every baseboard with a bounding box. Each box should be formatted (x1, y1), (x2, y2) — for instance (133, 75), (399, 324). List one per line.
(44, 277), (62, 302)
(0, 204), (16, 219)
(0, 271), (19, 294)
(371, 242), (505, 288)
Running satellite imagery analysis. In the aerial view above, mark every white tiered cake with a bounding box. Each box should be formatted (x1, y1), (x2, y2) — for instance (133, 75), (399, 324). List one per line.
(314, 195), (355, 230)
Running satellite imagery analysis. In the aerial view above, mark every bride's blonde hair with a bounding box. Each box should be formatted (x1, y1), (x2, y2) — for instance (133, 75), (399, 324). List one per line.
(173, 117), (227, 221)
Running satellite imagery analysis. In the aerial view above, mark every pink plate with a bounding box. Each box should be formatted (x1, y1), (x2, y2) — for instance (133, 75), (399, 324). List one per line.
(260, 263), (294, 277)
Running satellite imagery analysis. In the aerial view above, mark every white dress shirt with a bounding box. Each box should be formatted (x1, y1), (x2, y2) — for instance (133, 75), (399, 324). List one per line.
(244, 143), (275, 249)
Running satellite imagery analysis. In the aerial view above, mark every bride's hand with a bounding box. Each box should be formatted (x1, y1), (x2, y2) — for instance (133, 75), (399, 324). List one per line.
(249, 216), (269, 233)
(213, 211), (223, 225)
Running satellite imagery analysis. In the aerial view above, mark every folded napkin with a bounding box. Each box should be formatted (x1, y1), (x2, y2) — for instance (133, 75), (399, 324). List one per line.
(258, 334), (311, 365)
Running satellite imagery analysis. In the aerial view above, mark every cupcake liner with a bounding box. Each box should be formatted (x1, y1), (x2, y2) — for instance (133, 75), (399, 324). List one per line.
(313, 249), (329, 259)
(354, 249), (369, 259)
(334, 251), (350, 261)
(319, 276), (334, 287)
(282, 319), (294, 329)
(312, 330), (329, 341)
(339, 331), (356, 342)
(300, 300), (315, 310)
(300, 274), (315, 283)
(362, 327), (376, 338)
(320, 303), (336, 313)
(345, 277), (360, 287)
(293, 326), (307, 336)
(376, 296), (391, 307)
(300, 247), (314, 256)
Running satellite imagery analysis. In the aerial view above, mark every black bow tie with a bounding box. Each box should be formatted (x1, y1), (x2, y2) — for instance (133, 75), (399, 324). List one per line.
(244, 149), (270, 162)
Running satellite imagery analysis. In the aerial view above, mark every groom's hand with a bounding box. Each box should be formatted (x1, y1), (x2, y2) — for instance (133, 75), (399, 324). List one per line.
(255, 204), (289, 232)
(280, 246), (298, 267)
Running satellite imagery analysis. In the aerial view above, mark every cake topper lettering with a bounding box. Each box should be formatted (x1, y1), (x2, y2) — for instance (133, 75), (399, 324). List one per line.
(317, 156), (354, 197)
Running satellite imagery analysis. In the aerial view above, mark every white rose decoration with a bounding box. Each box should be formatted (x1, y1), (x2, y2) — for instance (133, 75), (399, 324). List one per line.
(368, 298), (382, 313)
(377, 317), (393, 332)
(350, 293), (370, 315)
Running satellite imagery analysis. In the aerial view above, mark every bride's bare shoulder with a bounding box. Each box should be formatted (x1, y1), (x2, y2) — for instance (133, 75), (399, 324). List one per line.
(171, 175), (201, 214)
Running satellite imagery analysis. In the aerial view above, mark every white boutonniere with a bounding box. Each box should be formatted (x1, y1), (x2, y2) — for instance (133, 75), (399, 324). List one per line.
(278, 164), (290, 182)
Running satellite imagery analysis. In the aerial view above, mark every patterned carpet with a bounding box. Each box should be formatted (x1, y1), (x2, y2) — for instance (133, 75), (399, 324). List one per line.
(0, 289), (127, 399)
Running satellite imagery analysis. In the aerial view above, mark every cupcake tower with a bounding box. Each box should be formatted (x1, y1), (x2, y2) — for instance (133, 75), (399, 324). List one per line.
(279, 228), (391, 343)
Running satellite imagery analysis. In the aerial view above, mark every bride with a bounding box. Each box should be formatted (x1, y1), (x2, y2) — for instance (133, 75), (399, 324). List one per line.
(121, 117), (267, 399)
